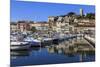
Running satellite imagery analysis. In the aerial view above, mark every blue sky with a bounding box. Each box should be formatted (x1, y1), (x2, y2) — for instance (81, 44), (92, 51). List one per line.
(11, 0), (95, 22)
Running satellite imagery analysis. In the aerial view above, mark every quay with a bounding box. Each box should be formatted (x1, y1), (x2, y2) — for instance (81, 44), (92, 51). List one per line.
(10, 32), (95, 52)
(84, 35), (95, 47)
(48, 35), (95, 54)
(52, 34), (78, 44)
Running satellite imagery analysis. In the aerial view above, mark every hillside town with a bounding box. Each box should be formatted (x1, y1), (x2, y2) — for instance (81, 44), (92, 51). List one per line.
(11, 8), (95, 38)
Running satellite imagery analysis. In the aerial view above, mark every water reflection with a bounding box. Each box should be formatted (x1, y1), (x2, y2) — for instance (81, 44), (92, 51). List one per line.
(11, 50), (30, 56)
(48, 45), (95, 61)
(11, 36), (95, 66)
(47, 36), (95, 62)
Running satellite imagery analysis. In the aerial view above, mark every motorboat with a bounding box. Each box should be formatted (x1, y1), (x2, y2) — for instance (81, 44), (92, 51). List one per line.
(24, 36), (41, 47)
(41, 38), (53, 46)
(10, 36), (30, 50)
(10, 41), (30, 50)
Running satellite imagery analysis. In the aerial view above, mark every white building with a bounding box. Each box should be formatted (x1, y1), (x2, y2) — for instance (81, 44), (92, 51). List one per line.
(48, 16), (71, 33)
(80, 8), (84, 16)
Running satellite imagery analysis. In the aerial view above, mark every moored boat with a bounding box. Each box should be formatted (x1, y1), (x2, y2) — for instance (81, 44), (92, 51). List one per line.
(41, 38), (53, 46)
(24, 37), (41, 47)
(10, 41), (30, 50)
(10, 35), (30, 50)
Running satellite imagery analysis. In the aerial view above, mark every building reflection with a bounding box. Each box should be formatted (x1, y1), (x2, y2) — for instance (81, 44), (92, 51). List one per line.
(47, 37), (95, 62)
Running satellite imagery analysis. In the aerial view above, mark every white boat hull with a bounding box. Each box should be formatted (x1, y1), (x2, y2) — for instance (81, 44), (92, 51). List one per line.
(10, 41), (30, 50)
(10, 45), (30, 50)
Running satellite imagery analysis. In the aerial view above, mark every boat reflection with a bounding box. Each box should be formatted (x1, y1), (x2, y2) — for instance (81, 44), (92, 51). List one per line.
(30, 47), (41, 51)
(11, 46), (42, 57)
(11, 50), (30, 56)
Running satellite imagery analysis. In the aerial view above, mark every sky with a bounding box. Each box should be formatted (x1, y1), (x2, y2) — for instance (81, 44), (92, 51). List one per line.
(11, 0), (95, 22)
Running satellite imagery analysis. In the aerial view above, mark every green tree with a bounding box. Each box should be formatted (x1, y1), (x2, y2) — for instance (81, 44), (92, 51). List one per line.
(67, 12), (76, 16)
(31, 27), (36, 33)
(86, 13), (95, 19)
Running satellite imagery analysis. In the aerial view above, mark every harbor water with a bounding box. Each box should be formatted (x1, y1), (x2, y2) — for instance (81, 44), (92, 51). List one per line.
(11, 36), (95, 66)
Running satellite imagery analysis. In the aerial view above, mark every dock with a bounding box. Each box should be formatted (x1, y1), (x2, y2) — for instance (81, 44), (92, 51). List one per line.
(84, 35), (95, 47)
